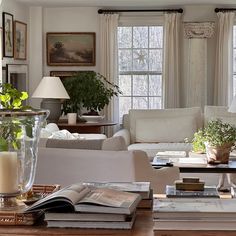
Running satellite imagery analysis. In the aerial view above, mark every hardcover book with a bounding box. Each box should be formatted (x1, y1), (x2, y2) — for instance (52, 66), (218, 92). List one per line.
(25, 183), (141, 215)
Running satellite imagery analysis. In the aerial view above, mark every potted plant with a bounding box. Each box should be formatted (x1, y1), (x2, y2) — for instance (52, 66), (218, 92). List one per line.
(192, 119), (236, 164)
(0, 83), (48, 210)
(61, 71), (122, 121)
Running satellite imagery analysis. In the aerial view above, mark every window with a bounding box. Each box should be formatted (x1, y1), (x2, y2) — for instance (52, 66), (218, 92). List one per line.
(118, 26), (163, 122)
(233, 25), (236, 96)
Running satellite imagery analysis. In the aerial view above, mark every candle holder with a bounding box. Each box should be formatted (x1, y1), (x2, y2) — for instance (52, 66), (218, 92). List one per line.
(0, 109), (48, 211)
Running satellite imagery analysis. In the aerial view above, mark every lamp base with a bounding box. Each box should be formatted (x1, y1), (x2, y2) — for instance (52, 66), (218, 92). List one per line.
(41, 99), (61, 123)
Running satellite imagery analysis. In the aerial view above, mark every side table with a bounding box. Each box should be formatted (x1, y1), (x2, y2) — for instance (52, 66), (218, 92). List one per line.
(57, 120), (117, 134)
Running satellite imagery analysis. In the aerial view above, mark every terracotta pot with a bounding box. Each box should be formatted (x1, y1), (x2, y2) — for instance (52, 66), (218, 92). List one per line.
(205, 143), (232, 164)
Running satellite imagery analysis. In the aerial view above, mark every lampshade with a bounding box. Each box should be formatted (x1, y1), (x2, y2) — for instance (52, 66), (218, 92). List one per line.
(228, 96), (236, 113)
(32, 76), (69, 99)
(32, 76), (70, 122)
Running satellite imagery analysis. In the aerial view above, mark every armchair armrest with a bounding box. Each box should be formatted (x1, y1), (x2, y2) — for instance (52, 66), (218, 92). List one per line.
(113, 129), (131, 146)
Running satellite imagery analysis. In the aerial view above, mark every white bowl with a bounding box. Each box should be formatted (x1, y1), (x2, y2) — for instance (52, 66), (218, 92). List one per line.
(81, 115), (105, 122)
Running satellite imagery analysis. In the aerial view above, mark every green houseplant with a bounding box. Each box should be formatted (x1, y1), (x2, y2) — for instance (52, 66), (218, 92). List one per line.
(61, 71), (122, 116)
(192, 119), (236, 164)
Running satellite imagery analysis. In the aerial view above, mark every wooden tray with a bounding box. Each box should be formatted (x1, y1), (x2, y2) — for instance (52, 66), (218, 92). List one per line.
(0, 184), (60, 226)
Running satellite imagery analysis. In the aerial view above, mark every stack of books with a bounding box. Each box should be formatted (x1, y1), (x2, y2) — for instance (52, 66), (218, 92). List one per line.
(25, 183), (143, 229)
(153, 198), (236, 231)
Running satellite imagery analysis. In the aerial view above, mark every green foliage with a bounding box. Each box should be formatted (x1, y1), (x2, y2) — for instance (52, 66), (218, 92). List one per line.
(0, 83), (30, 151)
(192, 119), (236, 152)
(204, 119), (236, 147)
(62, 71), (122, 115)
(0, 83), (28, 109)
(192, 129), (207, 153)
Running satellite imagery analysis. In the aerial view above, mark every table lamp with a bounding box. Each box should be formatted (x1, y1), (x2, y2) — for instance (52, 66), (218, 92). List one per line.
(32, 76), (70, 122)
(228, 96), (236, 113)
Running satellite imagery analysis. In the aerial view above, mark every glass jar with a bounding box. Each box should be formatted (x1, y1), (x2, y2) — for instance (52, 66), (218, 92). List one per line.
(0, 109), (48, 210)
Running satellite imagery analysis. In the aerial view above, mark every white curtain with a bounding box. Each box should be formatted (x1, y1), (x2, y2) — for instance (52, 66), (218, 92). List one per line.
(163, 13), (181, 108)
(214, 12), (234, 106)
(99, 14), (119, 137)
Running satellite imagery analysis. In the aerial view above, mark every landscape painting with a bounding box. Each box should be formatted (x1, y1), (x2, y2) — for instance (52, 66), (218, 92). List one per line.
(47, 32), (96, 66)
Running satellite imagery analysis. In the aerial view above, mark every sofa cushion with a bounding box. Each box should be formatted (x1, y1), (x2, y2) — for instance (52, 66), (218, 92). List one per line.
(135, 116), (197, 143)
(128, 142), (192, 161)
(128, 107), (202, 143)
(204, 106), (236, 126)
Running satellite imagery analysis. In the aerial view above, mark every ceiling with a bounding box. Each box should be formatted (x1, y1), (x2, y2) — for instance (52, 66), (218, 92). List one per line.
(13, 0), (236, 7)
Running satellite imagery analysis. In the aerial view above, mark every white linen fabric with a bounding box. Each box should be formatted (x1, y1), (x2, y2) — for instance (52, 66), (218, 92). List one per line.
(214, 12), (235, 106)
(128, 107), (202, 143)
(135, 116), (197, 143)
(204, 105), (236, 126)
(163, 13), (181, 108)
(99, 14), (119, 137)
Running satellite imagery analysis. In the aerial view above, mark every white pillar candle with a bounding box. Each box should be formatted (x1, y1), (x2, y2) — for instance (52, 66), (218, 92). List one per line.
(0, 152), (18, 193)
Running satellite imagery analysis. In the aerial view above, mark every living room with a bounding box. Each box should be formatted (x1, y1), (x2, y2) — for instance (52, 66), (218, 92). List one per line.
(1, 0), (236, 234)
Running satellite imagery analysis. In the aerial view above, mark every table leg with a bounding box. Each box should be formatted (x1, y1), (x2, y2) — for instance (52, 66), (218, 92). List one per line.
(226, 173), (236, 188)
(216, 173), (225, 190)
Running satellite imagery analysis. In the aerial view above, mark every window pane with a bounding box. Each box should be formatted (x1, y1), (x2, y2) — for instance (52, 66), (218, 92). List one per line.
(133, 75), (148, 96)
(133, 27), (148, 48)
(149, 49), (162, 72)
(149, 26), (163, 48)
(119, 49), (132, 71)
(118, 27), (132, 48)
(234, 75), (236, 96)
(133, 49), (148, 71)
(119, 75), (131, 95)
(149, 75), (162, 96)
(234, 49), (236, 72)
(133, 97), (148, 109)
(149, 97), (162, 109)
(234, 26), (236, 47)
(119, 97), (131, 121)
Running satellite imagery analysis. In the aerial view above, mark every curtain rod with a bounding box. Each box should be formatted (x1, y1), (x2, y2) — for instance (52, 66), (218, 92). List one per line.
(98, 8), (183, 14)
(215, 8), (236, 12)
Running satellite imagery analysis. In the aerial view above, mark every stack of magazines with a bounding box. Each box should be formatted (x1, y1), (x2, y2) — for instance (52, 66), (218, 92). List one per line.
(25, 183), (143, 229)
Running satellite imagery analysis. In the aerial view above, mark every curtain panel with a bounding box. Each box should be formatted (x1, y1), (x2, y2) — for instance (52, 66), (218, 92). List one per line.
(214, 12), (234, 106)
(163, 13), (181, 108)
(99, 14), (119, 137)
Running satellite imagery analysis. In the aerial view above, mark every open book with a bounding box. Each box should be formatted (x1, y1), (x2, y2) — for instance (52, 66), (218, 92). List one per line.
(25, 184), (141, 215)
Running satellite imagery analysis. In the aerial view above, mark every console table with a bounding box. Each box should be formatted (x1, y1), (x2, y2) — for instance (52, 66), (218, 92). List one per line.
(57, 120), (117, 134)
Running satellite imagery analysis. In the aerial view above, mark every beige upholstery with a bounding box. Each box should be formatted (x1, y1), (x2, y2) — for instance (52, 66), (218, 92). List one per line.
(102, 136), (128, 151)
(35, 148), (180, 194)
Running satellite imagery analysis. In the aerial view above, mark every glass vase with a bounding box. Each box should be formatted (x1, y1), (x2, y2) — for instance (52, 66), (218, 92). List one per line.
(0, 109), (48, 210)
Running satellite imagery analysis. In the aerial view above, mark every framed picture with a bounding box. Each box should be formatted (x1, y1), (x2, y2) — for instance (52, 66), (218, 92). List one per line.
(6, 64), (28, 97)
(47, 32), (96, 66)
(2, 67), (7, 84)
(2, 12), (14, 57)
(14, 20), (27, 60)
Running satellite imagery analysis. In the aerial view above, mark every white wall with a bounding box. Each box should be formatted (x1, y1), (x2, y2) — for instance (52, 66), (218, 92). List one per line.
(43, 7), (100, 76)
(1, 0), (29, 67)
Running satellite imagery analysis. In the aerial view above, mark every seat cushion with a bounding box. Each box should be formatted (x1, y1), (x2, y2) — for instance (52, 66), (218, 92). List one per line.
(128, 143), (192, 161)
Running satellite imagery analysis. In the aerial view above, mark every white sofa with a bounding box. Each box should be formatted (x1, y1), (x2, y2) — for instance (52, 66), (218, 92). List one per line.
(34, 148), (180, 194)
(114, 107), (202, 160)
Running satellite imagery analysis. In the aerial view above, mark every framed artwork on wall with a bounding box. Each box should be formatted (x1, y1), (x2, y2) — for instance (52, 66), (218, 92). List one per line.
(14, 20), (27, 60)
(47, 32), (96, 66)
(50, 71), (78, 79)
(6, 64), (28, 98)
(2, 12), (14, 58)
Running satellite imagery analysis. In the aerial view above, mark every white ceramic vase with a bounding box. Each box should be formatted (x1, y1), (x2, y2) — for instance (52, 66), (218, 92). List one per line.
(67, 113), (77, 124)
